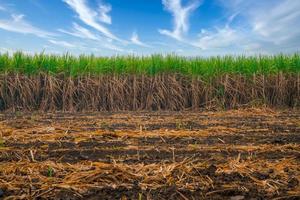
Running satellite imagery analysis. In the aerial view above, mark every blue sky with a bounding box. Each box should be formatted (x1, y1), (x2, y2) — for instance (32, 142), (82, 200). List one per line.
(0, 0), (299, 56)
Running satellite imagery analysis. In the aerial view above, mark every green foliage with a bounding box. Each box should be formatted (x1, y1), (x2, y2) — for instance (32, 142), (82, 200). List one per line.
(0, 138), (4, 148)
(0, 51), (299, 77)
(47, 167), (54, 177)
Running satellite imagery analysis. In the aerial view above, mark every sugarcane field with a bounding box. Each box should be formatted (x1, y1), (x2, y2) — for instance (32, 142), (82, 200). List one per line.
(0, 0), (300, 199)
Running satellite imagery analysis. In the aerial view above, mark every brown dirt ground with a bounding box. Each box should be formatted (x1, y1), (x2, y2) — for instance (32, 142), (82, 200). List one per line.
(0, 108), (300, 200)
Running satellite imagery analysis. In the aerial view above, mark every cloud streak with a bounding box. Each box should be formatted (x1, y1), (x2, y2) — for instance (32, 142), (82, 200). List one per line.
(0, 14), (55, 38)
(251, 0), (300, 44)
(216, 0), (300, 52)
(48, 39), (76, 48)
(58, 23), (126, 52)
(58, 23), (101, 41)
(130, 32), (151, 47)
(159, 0), (201, 41)
(194, 26), (242, 50)
(98, 3), (112, 24)
(63, 0), (122, 42)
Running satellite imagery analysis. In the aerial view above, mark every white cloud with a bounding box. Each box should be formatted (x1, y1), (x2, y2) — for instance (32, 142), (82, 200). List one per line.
(251, 0), (300, 44)
(194, 26), (243, 50)
(0, 47), (39, 55)
(0, 14), (54, 38)
(218, 0), (300, 53)
(63, 0), (121, 42)
(58, 23), (101, 41)
(103, 43), (124, 52)
(159, 0), (201, 41)
(0, 47), (14, 54)
(48, 39), (76, 48)
(58, 23), (126, 52)
(98, 3), (111, 24)
(130, 32), (151, 47)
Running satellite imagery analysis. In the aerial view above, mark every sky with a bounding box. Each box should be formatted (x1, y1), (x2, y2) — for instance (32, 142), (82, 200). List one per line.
(0, 0), (299, 56)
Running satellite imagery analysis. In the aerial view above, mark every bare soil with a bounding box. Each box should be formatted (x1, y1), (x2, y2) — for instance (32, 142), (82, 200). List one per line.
(0, 108), (299, 199)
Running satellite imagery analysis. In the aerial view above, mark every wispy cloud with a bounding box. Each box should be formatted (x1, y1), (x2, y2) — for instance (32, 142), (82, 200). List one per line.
(103, 43), (124, 52)
(194, 26), (243, 50)
(218, 0), (300, 53)
(63, 0), (121, 42)
(48, 39), (76, 48)
(58, 22), (126, 52)
(0, 14), (54, 38)
(0, 47), (37, 55)
(90, 43), (124, 52)
(0, 47), (14, 54)
(48, 40), (76, 48)
(98, 3), (112, 24)
(130, 32), (151, 47)
(58, 23), (101, 41)
(251, 0), (300, 44)
(159, 0), (201, 41)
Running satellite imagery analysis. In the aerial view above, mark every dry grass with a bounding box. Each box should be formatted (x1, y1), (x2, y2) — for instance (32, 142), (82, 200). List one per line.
(1, 157), (299, 199)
